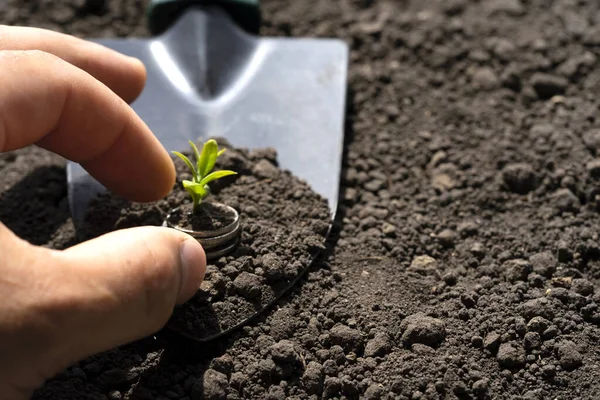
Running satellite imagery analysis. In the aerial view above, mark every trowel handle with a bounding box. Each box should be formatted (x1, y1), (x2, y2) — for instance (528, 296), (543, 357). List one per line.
(147, 0), (261, 35)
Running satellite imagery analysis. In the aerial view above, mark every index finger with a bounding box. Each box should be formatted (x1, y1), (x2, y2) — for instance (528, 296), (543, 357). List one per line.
(0, 50), (175, 202)
(0, 25), (147, 104)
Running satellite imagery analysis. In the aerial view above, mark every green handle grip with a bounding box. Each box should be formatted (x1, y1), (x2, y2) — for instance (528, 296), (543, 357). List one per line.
(147, 0), (261, 36)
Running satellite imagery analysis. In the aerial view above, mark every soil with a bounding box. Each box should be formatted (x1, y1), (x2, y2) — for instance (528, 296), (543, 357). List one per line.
(82, 139), (330, 341)
(3, 0), (600, 399)
(168, 202), (238, 232)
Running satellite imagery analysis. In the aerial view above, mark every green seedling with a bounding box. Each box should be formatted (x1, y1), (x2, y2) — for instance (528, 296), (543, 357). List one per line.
(172, 139), (237, 211)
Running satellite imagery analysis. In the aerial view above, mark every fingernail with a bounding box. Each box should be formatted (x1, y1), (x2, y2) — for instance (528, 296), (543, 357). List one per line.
(178, 239), (206, 304)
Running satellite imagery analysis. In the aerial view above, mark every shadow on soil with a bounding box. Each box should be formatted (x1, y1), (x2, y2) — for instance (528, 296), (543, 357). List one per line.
(0, 165), (70, 245)
(129, 86), (358, 396)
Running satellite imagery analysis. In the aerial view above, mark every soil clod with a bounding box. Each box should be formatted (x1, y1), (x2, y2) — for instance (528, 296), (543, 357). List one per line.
(400, 313), (446, 347)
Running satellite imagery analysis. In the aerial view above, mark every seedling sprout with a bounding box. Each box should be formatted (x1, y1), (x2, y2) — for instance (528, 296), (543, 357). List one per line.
(172, 139), (237, 211)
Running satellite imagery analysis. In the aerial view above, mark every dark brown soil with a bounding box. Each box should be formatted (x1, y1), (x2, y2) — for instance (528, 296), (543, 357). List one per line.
(168, 202), (237, 232)
(3, 0), (600, 399)
(82, 139), (330, 341)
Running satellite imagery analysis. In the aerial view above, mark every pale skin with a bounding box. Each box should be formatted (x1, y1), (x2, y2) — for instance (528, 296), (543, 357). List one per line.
(0, 26), (207, 399)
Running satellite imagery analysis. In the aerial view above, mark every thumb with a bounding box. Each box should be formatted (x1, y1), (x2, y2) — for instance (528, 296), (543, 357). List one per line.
(0, 224), (205, 394)
(52, 226), (207, 356)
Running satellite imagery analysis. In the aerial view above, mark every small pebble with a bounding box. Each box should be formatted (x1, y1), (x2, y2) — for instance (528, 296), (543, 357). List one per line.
(472, 67), (499, 90)
(330, 324), (364, 352)
(530, 73), (568, 99)
(483, 332), (501, 354)
(409, 255), (439, 275)
(524, 332), (541, 350)
(552, 188), (580, 213)
(401, 313), (446, 346)
(502, 163), (538, 194)
(437, 229), (456, 247)
(497, 343), (526, 368)
(530, 252), (557, 276)
(586, 159), (600, 178)
(555, 341), (583, 370)
(364, 332), (392, 357)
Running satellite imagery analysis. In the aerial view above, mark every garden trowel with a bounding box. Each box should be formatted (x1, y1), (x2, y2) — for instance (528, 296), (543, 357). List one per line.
(67, 0), (347, 230)
(65, 0), (348, 341)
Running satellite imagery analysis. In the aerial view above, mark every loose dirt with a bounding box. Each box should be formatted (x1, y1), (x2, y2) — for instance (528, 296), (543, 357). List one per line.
(2, 0), (600, 399)
(83, 139), (330, 342)
(167, 202), (237, 232)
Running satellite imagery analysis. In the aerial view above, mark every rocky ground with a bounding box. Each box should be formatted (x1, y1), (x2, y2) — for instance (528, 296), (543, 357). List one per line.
(3, 0), (600, 399)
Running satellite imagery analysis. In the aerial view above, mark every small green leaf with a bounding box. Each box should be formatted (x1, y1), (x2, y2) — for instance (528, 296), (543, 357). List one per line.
(172, 151), (197, 178)
(174, 139), (238, 209)
(183, 180), (208, 195)
(198, 139), (219, 179)
(183, 180), (208, 202)
(199, 170), (237, 186)
(189, 141), (201, 163)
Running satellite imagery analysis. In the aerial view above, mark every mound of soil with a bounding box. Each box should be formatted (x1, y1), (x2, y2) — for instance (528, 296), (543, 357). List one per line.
(82, 139), (330, 341)
(2, 0), (600, 399)
(167, 202), (238, 232)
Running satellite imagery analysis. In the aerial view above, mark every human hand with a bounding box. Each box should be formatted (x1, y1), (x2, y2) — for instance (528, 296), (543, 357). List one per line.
(0, 26), (206, 399)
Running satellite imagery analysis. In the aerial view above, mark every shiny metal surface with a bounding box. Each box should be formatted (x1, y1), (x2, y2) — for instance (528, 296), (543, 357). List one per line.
(67, 6), (348, 231)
